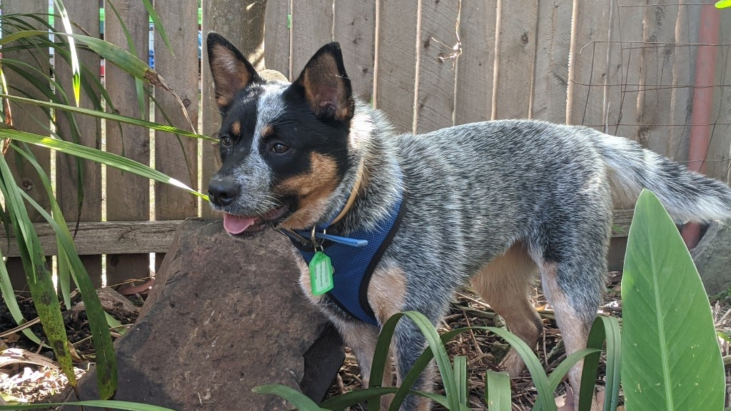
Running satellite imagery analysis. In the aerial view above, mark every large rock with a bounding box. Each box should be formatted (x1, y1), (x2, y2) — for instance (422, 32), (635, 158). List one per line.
(692, 219), (731, 296)
(64, 219), (343, 410)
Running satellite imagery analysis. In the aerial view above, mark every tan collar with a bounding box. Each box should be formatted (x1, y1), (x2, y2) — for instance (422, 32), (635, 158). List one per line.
(329, 159), (364, 225)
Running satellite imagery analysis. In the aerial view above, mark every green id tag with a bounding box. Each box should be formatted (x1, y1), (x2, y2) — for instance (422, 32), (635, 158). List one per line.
(309, 251), (334, 295)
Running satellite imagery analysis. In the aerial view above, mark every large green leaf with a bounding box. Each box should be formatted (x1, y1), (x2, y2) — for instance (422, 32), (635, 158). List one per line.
(0, 129), (206, 199)
(621, 190), (724, 410)
(0, 400), (176, 411)
(484, 370), (511, 411)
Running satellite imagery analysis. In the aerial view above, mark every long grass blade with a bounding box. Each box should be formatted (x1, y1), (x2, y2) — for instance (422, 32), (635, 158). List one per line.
(140, 0), (173, 56)
(0, 155), (77, 393)
(372, 312), (459, 411)
(0, 400), (177, 411)
(13, 143), (118, 398)
(52, 0), (80, 106)
(316, 386), (463, 410)
(0, 129), (207, 199)
(0, 244), (43, 345)
(454, 355), (468, 406)
(0, 93), (214, 141)
(252, 385), (325, 411)
(485, 370), (511, 411)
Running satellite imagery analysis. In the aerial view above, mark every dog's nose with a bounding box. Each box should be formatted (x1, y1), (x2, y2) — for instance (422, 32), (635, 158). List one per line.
(208, 178), (240, 207)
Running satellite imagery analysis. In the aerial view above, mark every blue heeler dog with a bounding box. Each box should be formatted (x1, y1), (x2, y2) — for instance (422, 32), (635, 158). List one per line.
(205, 33), (731, 410)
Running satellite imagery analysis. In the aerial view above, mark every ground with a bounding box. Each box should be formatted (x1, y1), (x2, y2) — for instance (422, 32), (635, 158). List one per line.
(1, 272), (730, 409)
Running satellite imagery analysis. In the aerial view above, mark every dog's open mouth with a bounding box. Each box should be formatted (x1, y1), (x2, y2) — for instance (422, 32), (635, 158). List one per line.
(223, 204), (290, 236)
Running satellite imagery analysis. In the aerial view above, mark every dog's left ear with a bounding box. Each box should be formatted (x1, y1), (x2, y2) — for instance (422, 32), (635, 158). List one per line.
(207, 32), (262, 114)
(292, 42), (354, 122)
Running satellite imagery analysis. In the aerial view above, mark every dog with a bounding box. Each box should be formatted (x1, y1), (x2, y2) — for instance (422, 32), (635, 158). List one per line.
(205, 32), (731, 410)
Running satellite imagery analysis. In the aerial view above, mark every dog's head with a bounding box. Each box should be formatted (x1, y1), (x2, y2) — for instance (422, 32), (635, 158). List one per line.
(206, 33), (355, 238)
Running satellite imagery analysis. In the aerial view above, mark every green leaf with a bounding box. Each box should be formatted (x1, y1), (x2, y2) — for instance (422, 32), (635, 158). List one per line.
(371, 312), (459, 411)
(0, 129), (207, 199)
(621, 190), (724, 410)
(252, 384), (326, 411)
(141, 0), (174, 56)
(0, 93), (214, 141)
(0, 244), (44, 345)
(52, 0), (80, 107)
(0, 400), (177, 411)
(13, 144), (118, 399)
(0, 155), (76, 392)
(317, 386), (460, 410)
(454, 355), (468, 406)
(485, 370), (511, 411)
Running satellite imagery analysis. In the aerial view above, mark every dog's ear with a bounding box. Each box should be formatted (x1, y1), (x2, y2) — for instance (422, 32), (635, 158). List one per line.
(292, 42), (354, 122)
(207, 32), (261, 113)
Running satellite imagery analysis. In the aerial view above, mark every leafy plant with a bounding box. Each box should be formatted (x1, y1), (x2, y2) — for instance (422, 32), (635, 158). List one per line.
(0, 0), (209, 407)
(621, 190), (725, 410)
(254, 190), (725, 410)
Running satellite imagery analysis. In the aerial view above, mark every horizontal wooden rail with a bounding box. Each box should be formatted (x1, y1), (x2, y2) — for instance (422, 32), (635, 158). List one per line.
(0, 210), (637, 258)
(0, 220), (193, 257)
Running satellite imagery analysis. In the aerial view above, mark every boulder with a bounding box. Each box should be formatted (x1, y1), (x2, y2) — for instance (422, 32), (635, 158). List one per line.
(691, 219), (731, 296)
(64, 219), (343, 411)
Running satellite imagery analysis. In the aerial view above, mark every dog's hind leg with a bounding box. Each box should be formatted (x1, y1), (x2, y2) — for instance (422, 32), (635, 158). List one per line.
(470, 241), (542, 377)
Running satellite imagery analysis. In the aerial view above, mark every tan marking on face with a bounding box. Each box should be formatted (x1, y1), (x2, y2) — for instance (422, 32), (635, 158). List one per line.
(260, 124), (274, 139)
(367, 266), (407, 325)
(276, 153), (340, 230)
(230, 121), (241, 136)
(471, 242), (542, 377)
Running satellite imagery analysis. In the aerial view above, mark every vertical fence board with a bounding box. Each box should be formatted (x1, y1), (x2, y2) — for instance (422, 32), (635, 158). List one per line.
(531, 0), (572, 123)
(375, 0), (419, 132)
(104, 0), (150, 285)
(4, 0), (52, 288)
(334, 1), (375, 103)
(492, 0), (538, 120)
(708, 10), (731, 182)
(154, 0), (200, 266)
(264, 0), (291, 78)
(454, 0), (496, 125)
(612, 3), (645, 139)
(291, 0), (333, 78)
(414, 0), (460, 133)
(201, 0), (266, 218)
(668, 2), (700, 165)
(637, 1), (679, 153)
(55, 0), (102, 286)
(567, 0), (612, 128)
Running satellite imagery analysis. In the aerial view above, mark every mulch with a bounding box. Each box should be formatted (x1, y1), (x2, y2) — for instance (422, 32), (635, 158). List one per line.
(1, 272), (730, 409)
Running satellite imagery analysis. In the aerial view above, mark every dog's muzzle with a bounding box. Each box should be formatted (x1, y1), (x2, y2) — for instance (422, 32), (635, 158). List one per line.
(208, 177), (240, 207)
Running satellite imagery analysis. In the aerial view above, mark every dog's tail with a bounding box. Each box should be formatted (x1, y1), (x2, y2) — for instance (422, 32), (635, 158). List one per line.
(589, 131), (731, 222)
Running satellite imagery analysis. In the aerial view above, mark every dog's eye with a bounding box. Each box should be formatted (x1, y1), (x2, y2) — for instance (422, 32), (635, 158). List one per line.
(271, 143), (290, 154)
(220, 135), (233, 148)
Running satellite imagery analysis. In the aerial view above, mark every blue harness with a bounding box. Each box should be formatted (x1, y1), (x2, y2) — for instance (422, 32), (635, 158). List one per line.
(282, 192), (407, 326)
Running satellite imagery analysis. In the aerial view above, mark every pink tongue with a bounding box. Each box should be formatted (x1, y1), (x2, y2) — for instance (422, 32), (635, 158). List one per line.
(223, 213), (257, 235)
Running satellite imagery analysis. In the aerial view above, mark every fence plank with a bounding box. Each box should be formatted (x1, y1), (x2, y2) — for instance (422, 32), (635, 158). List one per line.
(414, 0), (460, 133)
(708, 10), (731, 182)
(54, 0), (103, 286)
(668, 2), (701, 166)
(154, 0), (200, 269)
(612, 2), (645, 139)
(104, 0), (151, 285)
(0, 221), (185, 257)
(201, 0), (266, 219)
(375, 0), (419, 133)
(264, 0), (291, 78)
(492, 0), (538, 120)
(334, 1), (376, 103)
(454, 0), (496, 125)
(291, 0), (333, 79)
(531, 0), (572, 123)
(637, 1), (679, 154)
(4, 0), (52, 288)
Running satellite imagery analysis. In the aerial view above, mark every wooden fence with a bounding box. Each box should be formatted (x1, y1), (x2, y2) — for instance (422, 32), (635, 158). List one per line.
(3, 0), (731, 287)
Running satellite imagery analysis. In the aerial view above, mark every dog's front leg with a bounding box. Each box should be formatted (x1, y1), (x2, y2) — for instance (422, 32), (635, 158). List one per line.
(334, 319), (395, 409)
